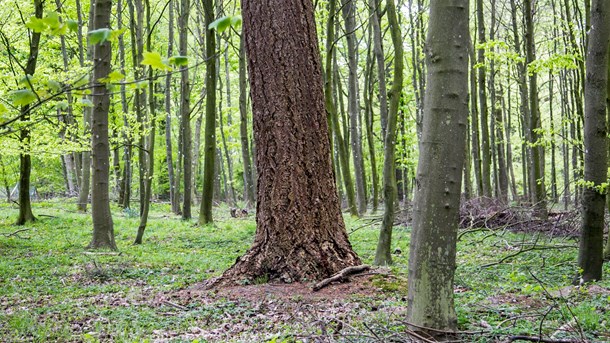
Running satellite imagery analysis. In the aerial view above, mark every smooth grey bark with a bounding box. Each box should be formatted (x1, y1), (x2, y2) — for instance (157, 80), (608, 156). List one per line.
(238, 37), (255, 206)
(117, 0), (132, 209)
(89, 0), (117, 250)
(199, 0), (216, 224)
(16, 0), (43, 225)
(341, 0), (367, 215)
(179, 0), (192, 219)
(406, 0), (469, 333)
(578, 0), (609, 281)
(374, 0), (403, 266)
(165, 0), (178, 213)
(476, 0), (492, 197)
(370, 0), (387, 138)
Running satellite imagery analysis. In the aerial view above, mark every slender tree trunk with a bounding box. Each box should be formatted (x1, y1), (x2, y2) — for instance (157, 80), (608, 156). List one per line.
(524, 0), (547, 218)
(199, 0), (217, 224)
(16, 0), (43, 225)
(469, 40), (483, 197)
(578, 0), (609, 281)
(165, 0), (178, 213)
(239, 37), (255, 206)
(77, 0), (95, 212)
(476, 0), (492, 197)
(324, 0), (358, 216)
(117, 0), (132, 209)
(406, 0), (469, 333)
(179, 0), (192, 219)
(374, 0), (403, 266)
(341, 0), (367, 214)
(370, 0), (387, 138)
(218, 0), (361, 284)
(135, 0), (157, 244)
(364, 28), (379, 213)
(89, 0), (117, 250)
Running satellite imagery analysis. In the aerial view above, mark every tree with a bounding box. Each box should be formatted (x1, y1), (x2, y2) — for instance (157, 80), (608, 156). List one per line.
(198, 0), (216, 225)
(406, 0), (469, 333)
(15, 0), (43, 226)
(88, 0), (117, 250)
(216, 0), (361, 284)
(577, 0), (609, 282)
(374, 0), (403, 266)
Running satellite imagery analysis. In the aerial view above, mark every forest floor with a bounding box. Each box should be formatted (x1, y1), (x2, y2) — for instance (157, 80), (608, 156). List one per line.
(0, 199), (609, 342)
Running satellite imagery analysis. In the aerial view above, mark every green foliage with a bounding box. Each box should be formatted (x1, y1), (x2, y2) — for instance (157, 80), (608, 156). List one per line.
(10, 89), (37, 106)
(88, 28), (112, 45)
(141, 51), (171, 71)
(208, 15), (242, 33)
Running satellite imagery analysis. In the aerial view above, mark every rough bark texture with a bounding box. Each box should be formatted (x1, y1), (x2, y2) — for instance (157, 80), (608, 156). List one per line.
(406, 0), (469, 333)
(218, 0), (361, 284)
(578, 0), (609, 281)
(374, 0), (403, 266)
(89, 0), (117, 250)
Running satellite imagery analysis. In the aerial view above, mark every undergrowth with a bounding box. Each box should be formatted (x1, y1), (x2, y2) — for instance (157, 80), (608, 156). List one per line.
(0, 199), (608, 342)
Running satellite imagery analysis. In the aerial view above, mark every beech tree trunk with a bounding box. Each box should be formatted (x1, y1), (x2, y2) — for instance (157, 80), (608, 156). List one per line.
(406, 0), (469, 333)
(239, 37), (255, 207)
(218, 0), (361, 284)
(374, 0), (403, 266)
(578, 0), (609, 281)
(16, 0), (43, 225)
(198, 0), (216, 224)
(89, 0), (117, 250)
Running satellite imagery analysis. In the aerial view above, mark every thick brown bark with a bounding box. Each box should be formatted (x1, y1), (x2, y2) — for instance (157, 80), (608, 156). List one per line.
(578, 0), (609, 281)
(218, 0), (361, 284)
(16, 0), (43, 226)
(89, 0), (117, 250)
(406, 0), (469, 332)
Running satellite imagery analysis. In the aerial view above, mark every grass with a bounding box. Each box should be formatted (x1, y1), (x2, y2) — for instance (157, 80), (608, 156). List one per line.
(0, 199), (609, 342)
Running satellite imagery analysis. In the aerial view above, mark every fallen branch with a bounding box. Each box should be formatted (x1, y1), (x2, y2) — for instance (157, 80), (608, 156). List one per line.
(312, 265), (371, 291)
(1, 228), (30, 238)
(161, 300), (189, 311)
(508, 335), (580, 343)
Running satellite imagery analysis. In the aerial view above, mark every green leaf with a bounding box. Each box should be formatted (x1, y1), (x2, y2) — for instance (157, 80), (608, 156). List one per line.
(51, 24), (68, 36)
(25, 17), (46, 33)
(141, 51), (171, 71)
(169, 56), (188, 66)
(208, 16), (232, 33)
(18, 75), (35, 89)
(47, 80), (62, 92)
(11, 89), (37, 106)
(0, 103), (7, 115)
(67, 20), (78, 32)
(88, 28), (112, 45)
(43, 11), (61, 29)
(73, 75), (90, 88)
(231, 15), (242, 27)
(99, 71), (125, 83)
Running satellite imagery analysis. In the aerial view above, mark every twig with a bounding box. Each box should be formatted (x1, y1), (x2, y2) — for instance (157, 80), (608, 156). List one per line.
(312, 265), (371, 291)
(161, 300), (188, 311)
(0, 228), (30, 238)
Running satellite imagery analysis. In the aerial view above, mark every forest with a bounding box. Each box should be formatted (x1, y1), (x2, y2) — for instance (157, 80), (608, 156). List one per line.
(0, 0), (609, 341)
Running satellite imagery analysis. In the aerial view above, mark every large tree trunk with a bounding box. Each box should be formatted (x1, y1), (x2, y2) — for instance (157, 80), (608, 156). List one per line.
(16, 0), (43, 225)
(578, 0), (609, 281)
(374, 0), (403, 266)
(89, 0), (117, 250)
(198, 0), (216, 224)
(406, 0), (469, 333)
(218, 0), (361, 284)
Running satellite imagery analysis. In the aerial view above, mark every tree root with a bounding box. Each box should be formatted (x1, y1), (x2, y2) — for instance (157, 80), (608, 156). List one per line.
(312, 265), (370, 291)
